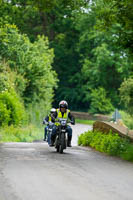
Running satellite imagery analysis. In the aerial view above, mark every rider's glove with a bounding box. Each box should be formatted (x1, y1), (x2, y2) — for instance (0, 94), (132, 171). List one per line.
(71, 121), (75, 125)
(43, 120), (48, 125)
(51, 116), (55, 122)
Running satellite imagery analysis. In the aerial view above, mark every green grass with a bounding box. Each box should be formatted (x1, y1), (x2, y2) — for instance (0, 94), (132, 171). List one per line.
(0, 125), (44, 142)
(76, 119), (95, 125)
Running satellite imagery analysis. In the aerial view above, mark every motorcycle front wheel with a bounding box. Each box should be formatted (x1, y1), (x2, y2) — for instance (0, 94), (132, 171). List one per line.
(56, 145), (59, 152)
(59, 133), (65, 154)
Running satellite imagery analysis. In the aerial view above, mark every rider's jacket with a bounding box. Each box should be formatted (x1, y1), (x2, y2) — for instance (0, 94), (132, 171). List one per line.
(48, 115), (52, 122)
(56, 108), (70, 120)
(54, 108), (75, 126)
(43, 114), (53, 124)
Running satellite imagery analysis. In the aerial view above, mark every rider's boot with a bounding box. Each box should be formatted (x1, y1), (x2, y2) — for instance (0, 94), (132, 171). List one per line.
(43, 135), (47, 141)
(44, 128), (47, 141)
(43, 134), (46, 141)
(50, 135), (55, 147)
(49, 141), (54, 147)
(67, 135), (72, 147)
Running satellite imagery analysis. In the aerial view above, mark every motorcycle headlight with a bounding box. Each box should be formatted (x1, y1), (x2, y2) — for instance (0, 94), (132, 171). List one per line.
(61, 120), (67, 126)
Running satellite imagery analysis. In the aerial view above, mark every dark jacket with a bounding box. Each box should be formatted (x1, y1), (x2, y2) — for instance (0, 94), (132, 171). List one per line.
(43, 114), (55, 124)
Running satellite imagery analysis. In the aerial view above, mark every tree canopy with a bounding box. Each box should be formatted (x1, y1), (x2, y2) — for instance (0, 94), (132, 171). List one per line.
(0, 0), (133, 116)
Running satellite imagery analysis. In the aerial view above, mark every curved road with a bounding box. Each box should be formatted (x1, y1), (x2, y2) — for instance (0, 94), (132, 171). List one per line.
(0, 124), (133, 200)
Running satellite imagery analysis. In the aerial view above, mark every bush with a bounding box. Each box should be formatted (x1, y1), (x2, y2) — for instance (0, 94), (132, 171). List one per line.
(0, 61), (27, 126)
(121, 144), (133, 162)
(0, 101), (11, 126)
(0, 90), (27, 126)
(78, 130), (133, 161)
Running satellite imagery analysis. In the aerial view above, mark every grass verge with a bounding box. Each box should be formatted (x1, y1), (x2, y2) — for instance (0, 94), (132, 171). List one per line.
(76, 119), (94, 125)
(0, 125), (44, 142)
(78, 130), (133, 162)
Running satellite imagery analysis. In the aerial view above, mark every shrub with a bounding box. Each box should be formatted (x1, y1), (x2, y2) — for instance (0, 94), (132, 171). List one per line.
(78, 130), (133, 161)
(0, 90), (27, 126)
(121, 144), (133, 161)
(0, 101), (11, 126)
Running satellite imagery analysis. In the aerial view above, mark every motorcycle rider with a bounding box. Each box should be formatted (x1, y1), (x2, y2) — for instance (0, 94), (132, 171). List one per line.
(50, 100), (75, 147)
(43, 108), (56, 141)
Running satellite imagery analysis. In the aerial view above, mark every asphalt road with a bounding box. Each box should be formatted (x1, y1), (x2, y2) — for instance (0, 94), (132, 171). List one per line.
(0, 124), (133, 200)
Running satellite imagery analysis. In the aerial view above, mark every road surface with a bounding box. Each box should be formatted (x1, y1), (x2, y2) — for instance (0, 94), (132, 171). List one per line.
(0, 124), (133, 200)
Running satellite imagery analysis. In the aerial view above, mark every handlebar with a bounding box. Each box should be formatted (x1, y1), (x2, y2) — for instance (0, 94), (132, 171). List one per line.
(43, 119), (75, 125)
(56, 119), (75, 125)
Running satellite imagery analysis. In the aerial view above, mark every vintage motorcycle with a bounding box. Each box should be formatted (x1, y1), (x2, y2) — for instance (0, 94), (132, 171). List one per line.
(46, 122), (55, 145)
(54, 119), (73, 154)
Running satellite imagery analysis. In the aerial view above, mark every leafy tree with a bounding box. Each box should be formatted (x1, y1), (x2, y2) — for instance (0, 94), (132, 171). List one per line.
(89, 87), (114, 114)
(94, 0), (133, 53)
(119, 77), (133, 116)
(0, 24), (58, 109)
(0, 0), (90, 111)
(72, 8), (132, 109)
(0, 0), (90, 41)
(81, 42), (131, 107)
(0, 0), (132, 113)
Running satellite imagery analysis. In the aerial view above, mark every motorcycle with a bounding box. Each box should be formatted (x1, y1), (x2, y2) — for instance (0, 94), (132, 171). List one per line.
(46, 122), (55, 145)
(54, 119), (73, 154)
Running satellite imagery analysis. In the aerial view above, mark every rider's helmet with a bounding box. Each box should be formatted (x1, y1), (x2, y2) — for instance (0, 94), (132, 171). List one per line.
(50, 108), (56, 114)
(59, 100), (68, 109)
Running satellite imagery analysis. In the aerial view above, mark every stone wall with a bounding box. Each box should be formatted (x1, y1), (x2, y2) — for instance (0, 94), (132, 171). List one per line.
(93, 121), (133, 142)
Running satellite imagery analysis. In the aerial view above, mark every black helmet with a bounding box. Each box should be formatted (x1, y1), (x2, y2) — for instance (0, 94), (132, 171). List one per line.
(59, 100), (68, 109)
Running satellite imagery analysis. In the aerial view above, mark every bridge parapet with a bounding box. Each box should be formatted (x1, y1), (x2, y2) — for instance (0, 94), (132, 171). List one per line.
(93, 121), (133, 142)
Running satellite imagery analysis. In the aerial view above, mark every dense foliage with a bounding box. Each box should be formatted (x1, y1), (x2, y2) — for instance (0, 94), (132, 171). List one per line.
(89, 87), (114, 114)
(94, 0), (133, 54)
(78, 130), (133, 161)
(0, 124), (43, 142)
(0, 24), (58, 128)
(0, 25), (57, 105)
(120, 111), (133, 130)
(0, 61), (27, 126)
(119, 77), (133, 116)
(0, 0), (133, 130)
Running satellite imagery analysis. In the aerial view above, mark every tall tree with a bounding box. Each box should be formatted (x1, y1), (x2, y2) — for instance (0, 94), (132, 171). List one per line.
(1, 0), (132, 113)
(94, 0), (133, 54)
(0, 25), (58, 111)
(119, 76), (133, 116)
(72, 7), (132, 109)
